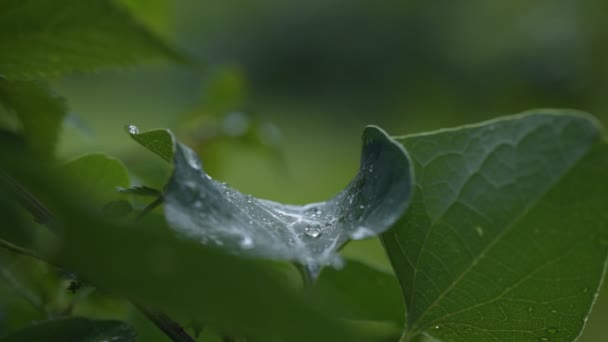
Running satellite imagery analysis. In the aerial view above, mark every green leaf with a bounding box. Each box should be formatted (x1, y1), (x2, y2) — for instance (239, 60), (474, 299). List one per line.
(0, 317), (136, 342)
(0, 150), (362, 341)
(0, 78), (66, 157)
(124, 125), (175, 163)
(0, 0), (185, 79)
(59, 153), (130, 206)
(152, 126), (413, 277)
(313, 259), (404, 325)
(381, 111), (608, 341)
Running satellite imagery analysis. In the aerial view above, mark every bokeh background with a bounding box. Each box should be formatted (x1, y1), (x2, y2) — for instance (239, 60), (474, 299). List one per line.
(9, 0), (607, 340)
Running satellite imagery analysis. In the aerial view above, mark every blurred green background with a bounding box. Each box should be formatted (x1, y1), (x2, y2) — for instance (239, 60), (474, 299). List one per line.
(5, 0), (608, 340)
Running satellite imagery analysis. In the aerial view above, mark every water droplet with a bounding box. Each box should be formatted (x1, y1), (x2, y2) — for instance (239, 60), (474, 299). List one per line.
(546, 328), (558, 334)
(350, 226), (375, 239)
(184, 148), (202, 170)
(239, 235), (254, 249)
(184, 180), (197, 193)
(359, 204), (365, 209)
(434, 325), (440, 330)
(475, 225), (484, 237)
(539, 337), (549, 341)
(126, 124), (139, 134)
(369, 165), (374, 173)
(304, 227), (321, 238)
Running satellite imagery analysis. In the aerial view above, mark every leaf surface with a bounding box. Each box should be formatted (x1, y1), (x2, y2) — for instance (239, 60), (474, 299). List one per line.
(60, 153), (130, 206)
(128, 126), (413, 276)
(381, 111), (608, 341)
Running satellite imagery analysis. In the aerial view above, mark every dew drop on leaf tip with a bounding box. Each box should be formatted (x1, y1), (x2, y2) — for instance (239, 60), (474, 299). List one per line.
(125, 124), (139, 134)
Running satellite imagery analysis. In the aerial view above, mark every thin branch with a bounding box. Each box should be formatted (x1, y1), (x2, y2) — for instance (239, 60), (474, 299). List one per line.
(135, 196), (164, 221)
(132, 302), (196, 342)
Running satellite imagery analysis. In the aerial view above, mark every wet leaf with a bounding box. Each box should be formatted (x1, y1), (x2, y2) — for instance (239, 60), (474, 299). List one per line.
(382, 111), (608, 341)
(129, 125), (413, 277)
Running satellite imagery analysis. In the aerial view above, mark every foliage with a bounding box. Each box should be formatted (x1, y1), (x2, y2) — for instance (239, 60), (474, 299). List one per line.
(0, 1), (607, 342)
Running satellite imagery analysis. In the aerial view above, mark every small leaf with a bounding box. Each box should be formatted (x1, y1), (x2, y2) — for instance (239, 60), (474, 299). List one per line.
(381, 111), (608, 341)
(124, 126), (175, 162)
(0, 0), (185, 79)
(0, 78), (66, 157)
(0, 317), (136, 342)
(154, 126), (413, 277)
(60, 153), (130, 207)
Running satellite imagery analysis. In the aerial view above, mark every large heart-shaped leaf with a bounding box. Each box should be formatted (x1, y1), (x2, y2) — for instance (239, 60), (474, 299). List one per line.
(127, 125), (414, 276)
(381, 111), (608, 341)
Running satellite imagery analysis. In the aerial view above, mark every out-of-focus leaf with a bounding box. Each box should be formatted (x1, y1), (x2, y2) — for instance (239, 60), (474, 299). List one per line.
(0, 153), (362, 341)
(118, 0), (173, 38)
(382, 111), (608, 341)
(313, 259), (404, 325)
(0, 0), (185, 79)
(59, 154), (130, 207)
(129, 125), (413, 277)
(102, 200), (133, 218)
(0, 317), (136, 342)
(0, 79), (66, 157)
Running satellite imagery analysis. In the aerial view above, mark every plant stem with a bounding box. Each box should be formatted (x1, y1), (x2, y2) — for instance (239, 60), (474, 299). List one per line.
(132, 302), (196, 342)
(135, 196), (164, 221)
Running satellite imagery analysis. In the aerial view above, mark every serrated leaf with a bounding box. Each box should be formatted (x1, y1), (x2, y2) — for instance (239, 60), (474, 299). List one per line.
(0, 317), (136, 342)
(130, 126), (413, 276)
(381, 111), (608, 341)
(117, 185), (162, 197)
(0, 0), (185, 79)
(0, 78), (66, 157)
(60, 153), (130, 207)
